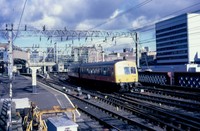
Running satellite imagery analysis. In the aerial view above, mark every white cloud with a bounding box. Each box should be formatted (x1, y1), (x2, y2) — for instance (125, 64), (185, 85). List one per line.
(0, 0), (199, 30)
(75, 19), (103, 30)
(110, 9), (123, 19)
(21, 0), (86, 29)
(132, 16), (150, 29)
(76, 22), (92, 30)
(52, 4), (63, 16)
(30, 15), (62, 29)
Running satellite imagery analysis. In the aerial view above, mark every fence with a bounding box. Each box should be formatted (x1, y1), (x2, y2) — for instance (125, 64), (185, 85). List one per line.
(138, 71), (200, 88)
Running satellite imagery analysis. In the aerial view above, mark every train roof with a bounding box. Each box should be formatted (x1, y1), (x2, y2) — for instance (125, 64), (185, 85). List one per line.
(68, 60), (135, 68)
(80, 60), (130, 67)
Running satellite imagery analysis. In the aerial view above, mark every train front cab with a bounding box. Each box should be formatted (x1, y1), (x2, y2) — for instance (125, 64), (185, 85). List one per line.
(67, 65), (80, 82)
(114, 61), (138, 91)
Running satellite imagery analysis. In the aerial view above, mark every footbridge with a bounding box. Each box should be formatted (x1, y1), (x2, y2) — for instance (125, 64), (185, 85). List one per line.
(13, 49), (56, 93)
(13, 49), (56, 68)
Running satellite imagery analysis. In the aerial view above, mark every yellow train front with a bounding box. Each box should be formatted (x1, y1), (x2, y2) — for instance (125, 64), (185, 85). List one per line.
(68, 60), (138, 92)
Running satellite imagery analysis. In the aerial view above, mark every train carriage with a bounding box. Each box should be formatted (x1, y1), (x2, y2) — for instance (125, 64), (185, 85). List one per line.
(67, 64), (80, 80)
(68, 60), (138, 91)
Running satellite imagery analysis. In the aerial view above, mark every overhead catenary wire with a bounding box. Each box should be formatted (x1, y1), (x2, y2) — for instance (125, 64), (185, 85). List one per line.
(129, 1), (200, 32)
(139, 21), (200, 44)
(88, 0), (152, 30)
(128, 3), (200, 50)
(0, 0), (200, 54)
(137, 12), (200, 47)
(13, 0), (28, 41)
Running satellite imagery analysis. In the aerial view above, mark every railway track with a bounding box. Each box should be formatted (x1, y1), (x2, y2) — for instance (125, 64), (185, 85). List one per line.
(26, 73), (200, 130)
(85, 90), (200, 130)
(122, 91), (200, 112)
(47, 78), (172, 130)
(40, 76), (157, 130)
(111, 93), (200, 130)
(137, 86), (200, 101)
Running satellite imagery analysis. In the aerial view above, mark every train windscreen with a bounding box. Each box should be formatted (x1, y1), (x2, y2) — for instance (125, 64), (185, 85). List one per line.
(124, 67), (136, 74)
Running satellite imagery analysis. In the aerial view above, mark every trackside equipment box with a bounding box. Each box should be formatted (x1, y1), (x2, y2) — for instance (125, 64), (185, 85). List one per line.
(46, 116), (78, 131)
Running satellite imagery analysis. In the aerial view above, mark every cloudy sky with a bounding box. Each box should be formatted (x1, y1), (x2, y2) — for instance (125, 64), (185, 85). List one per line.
(0, 0), (200, 52)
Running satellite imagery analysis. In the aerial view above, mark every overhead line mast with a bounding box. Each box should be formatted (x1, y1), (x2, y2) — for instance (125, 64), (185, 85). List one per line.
(6, 24), (13, 131)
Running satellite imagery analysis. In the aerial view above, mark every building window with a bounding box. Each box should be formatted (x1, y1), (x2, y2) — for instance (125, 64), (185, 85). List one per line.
(156, 28), (187, 38)
(156, 34), (187, 42)
(157, 39), (187, 48)
(157, 45), (187, 52)
(157, 50), (187, 56)
(156, 23), (187, 33)
(157, 55), (188, 60)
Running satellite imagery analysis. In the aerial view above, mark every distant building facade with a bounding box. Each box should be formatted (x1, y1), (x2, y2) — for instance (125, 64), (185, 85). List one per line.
(30, 50), (40, 63)
(140, 47), (156, 66)
(0, 44), (8, 62)
(105, 48), (136, 62)
(71, 45), (103, 63)
(156, 13), (200, 65)
(46, 47), (55, 62)
(0, 44), (8, 73)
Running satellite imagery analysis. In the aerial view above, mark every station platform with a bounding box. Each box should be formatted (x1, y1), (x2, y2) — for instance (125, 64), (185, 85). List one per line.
(0, 75), (80, 130)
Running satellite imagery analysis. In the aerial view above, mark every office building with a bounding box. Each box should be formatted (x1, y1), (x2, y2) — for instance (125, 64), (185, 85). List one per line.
(156, 13), (200, 65)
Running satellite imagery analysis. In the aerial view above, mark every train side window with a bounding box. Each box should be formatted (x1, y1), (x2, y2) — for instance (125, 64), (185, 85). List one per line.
(100, 67), (103, 75)
(94, 68), (96, 74)
(90, 68), (92, 74)
(103, 67), (107, 75)
(83, 68), (86, 74)
(107, 67), (111, 76)
(96, 68), (99, 75)
(110, 67), (114, 76)
(97, 68), (100, 75)
(91, 68), (94, 74)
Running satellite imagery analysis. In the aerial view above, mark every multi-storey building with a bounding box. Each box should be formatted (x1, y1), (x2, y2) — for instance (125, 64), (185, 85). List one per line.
(140, 49), (156, 66)
(71, 45), (104, 63)
(156, 13), (200, 65)
(105, 48), (136, 62)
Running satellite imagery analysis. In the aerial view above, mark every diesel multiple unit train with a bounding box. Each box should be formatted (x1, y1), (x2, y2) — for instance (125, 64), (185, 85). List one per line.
(68, 60), (138, 91)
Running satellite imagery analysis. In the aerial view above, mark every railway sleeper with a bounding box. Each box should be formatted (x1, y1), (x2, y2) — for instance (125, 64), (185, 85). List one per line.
(42, 77), (198, 130)
(106, 94), (200, 130)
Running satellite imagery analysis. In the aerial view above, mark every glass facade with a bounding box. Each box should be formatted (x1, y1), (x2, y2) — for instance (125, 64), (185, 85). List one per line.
(156, 21), (188, 65)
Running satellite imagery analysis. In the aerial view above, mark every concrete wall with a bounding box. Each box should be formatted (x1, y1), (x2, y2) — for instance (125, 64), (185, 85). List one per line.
(187, 13), (200, 63)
